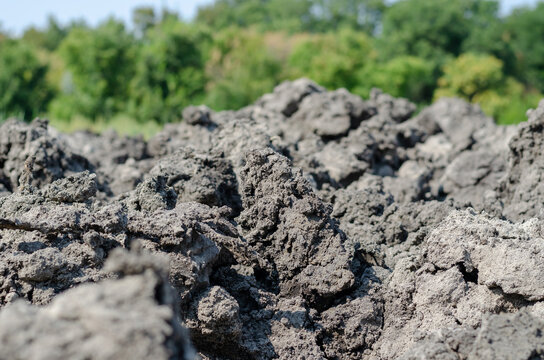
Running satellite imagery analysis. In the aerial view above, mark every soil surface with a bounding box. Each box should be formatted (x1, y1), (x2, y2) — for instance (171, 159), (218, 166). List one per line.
(1, 79), (544, 359)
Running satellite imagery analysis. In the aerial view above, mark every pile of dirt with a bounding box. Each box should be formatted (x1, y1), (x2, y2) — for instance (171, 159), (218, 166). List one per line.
(1, 78), (543, 359)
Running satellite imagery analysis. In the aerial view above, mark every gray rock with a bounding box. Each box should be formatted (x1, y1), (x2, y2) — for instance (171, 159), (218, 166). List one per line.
(402, 310), (544, 360)
(237, 148), (355, 302)
(148, 148), (240, 211)
(256, 78), (325, 117)
(500, 99), (544, 221)
(426, 210), (544, 301)
(183, 105), (214, 126)
(289, 88), (376, 140)
(0, 248), (195, 360)
(370, 88), (416, 123)
(0, 118), (93, 192)
(1, 81), (543, 360)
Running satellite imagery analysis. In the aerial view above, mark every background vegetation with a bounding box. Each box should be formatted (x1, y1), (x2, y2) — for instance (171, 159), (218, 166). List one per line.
(1, 0), (543, 135)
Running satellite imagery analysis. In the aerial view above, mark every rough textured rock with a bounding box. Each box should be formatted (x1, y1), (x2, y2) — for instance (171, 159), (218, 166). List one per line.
(237, 148), (355, 303)
(369, 88), (416, 123)
(0, 248), (194, 360)
(0, 118), (93, 192)
(288, 88), (376, 140)
(127, 202), (252, 303)
(426, 210), (544, 301)
(0, 171), (121, 306)
(1, 79), (544, 359)
(256, 77), (325, 116)
(148, 148), (240, 211)
(413, 98), (494, 148)
(401, 310), (544, 360)
(500, 99), (544, 221)
(183, 105), (214, 126)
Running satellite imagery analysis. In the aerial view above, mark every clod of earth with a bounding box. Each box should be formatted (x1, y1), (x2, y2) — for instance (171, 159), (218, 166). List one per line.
(0, 79), (544, 359)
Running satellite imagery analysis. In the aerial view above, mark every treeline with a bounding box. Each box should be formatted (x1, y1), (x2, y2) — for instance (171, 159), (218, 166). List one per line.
(1, 0), (543, 131)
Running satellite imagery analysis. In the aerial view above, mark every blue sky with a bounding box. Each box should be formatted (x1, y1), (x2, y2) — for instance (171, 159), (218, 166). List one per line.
(0, 0), (540, 35)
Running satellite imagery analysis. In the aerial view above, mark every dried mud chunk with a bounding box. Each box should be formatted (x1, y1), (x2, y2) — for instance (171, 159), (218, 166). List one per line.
(74, 129), (149, 166)
(256, 78), (326, 117)
(370, 88), (416, 123)
(149, 148), (240, 211)
(469, 310), (544, 359)
(0, 249), (194, 360)
(438, 124), (513, 214)
(212, 115), (286, 170)
(318, 284), (383, 359)
(399, 327), (478, 360)
(39, 170), (97, 203)
(401, 310), (544, 360)
(290, 88), (376, 140)
(60, 130), (151, 197)
(375, 250), (512, 360)
(0, 175), (126, 307)
(500, 99), (544, 221)
(426, 210), (544, 301)
(237, 148), (354, 301)
(0, 118), (92, 192)
(0, 227), (118, 306)
(312, 130), (376, 186)
(186, 285), (243, 357)
(183, 105), (215, 126)
(269, 297), (325, 360)
(331, 181), (456, 267)
(125, 176), (177, 212)
(127, 202), (250, 302)
(413, 98), (494, 148)
(196, 286), (242, 337)
(17, 247), (68, 282)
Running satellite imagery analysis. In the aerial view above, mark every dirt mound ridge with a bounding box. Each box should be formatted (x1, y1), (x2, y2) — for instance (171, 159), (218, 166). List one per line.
(0, 80), (543, 359)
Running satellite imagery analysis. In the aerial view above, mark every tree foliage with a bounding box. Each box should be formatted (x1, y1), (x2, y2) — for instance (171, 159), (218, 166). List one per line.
(288, 29), (374, 90)
(205, 28), (282, 110)
(196, 0), (385, 33)
(2, 0), (544, 129)
(0, 39), (52, 120)
(21, 16), (74, 51)
(356, 56), (435, 102)
(505, 2), (544, 93)
(128, 20), (210, 123)
(435, 53), (542, 124)
(132, 7), (157, 37)
(49, 19), (136, 120)
(380, 0), (498, 63)
(435, 53), (504, 101)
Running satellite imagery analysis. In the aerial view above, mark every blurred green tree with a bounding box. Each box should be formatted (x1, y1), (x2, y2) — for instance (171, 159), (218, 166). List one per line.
(355, 56), (434, 102)
(132, 7), (157, 37)
(435, 52), (542, 124)
(22, 16), (68, 51)
(196, 0), (312, 32)
(461, 1), (517, 76)
(0, 24), (6, 43)
(205, 28), (282, 110)
(379, 0), (499, 63)
(505, 2), (544, 93)
(49, 19), (136, 120)
(435, 53), (504, 101)
(128, 20), (210, 123)
(288, 29), (374, 90)
(0, 39), (53, 120)
(196, 0), (385, 33)
(310, 0), (386, 33)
